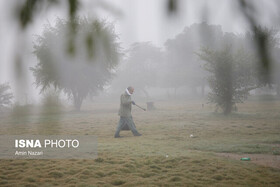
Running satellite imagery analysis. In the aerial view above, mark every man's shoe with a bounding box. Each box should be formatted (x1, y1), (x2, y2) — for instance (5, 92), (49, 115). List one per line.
(114, 135), (121, 138)
(134, 133), (142, 136)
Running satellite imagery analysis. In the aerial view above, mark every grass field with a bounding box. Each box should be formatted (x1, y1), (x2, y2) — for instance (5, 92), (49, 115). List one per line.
(0, 99), (280, 186)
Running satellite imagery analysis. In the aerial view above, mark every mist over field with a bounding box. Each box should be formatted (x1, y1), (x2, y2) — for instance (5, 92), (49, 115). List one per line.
(1, 0), (280, 107)
(0, 0), (279, 186)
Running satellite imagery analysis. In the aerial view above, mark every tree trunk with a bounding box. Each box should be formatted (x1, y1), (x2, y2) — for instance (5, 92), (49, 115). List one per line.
(277, 84), (280, 98)
(73, 93), (83, 111)
(223, 103), (232, 115)
(74, 98), (83, 111)
(201, 85), (205, 97)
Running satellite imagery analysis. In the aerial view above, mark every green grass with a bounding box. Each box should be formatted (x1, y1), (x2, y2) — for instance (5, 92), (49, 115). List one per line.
(0, 100), (279, 186)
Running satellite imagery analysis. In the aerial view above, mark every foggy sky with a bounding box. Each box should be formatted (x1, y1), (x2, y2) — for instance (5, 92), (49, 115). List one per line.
(0, 0), (279, 102)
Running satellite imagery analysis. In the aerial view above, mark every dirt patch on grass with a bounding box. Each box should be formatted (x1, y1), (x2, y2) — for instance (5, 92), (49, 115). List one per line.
(216, 153), (280, 169)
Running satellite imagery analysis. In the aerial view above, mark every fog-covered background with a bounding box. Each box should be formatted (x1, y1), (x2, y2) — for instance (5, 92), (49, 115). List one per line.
(1, 0), (280, 114)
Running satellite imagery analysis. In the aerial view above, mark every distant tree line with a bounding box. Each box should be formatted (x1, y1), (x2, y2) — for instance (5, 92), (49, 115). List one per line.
(113, 22), (280, 114)
(5, 0), (280, 114)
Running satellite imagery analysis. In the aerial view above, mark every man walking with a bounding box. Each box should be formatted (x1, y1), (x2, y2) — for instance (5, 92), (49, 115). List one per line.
(114, 86), (142, 138)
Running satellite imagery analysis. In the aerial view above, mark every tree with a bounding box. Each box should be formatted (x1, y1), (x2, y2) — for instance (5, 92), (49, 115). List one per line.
(0, 83), (13, 112)
(31, 18), (120, 110)
(162, 22), (224, 96)
(198, 46), (257, 115)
